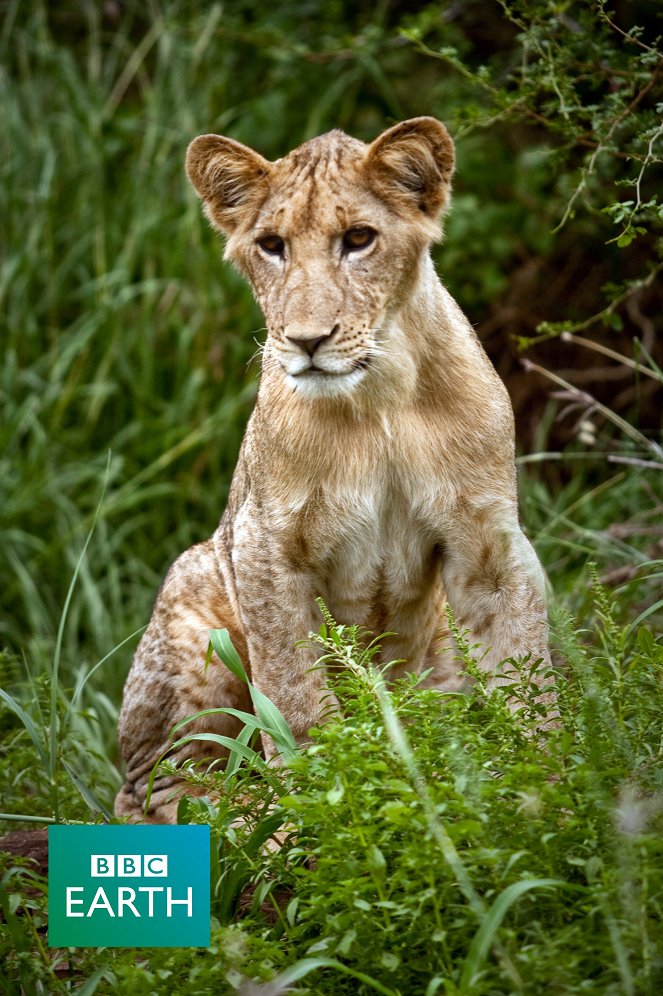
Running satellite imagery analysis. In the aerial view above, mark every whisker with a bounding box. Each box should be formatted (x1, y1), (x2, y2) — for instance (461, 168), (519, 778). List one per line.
(246, 330), (268, 370)
(367, 339), (392, 359)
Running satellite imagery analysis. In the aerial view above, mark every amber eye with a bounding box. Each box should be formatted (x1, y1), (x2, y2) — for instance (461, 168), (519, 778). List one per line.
(342, 227), (377, 252)
(257, 234), (285, 256)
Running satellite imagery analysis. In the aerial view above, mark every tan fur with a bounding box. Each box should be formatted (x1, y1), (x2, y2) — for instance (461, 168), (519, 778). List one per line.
(116, 118), (552, 823)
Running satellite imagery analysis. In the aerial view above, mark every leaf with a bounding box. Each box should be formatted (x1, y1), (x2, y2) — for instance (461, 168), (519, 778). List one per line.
(225, 723), (257, 780)
(209, 629), (249, 682)
(326, 776), (344, 805)
(62, 759), (113, 820)
(170, 707), (269, 738)
(52, 453), (111, 781)
(0, 688), (48, 767)
(209, 628), (298, 758)
(367, 844), (387, 876)
(239, 956), (399, 995)
(617, 230), (637, 247)
(144, 732), (268, 813)
(66, 626), (145, 717)
(460, 878), (562, 990)
(169, 732), (267, 769)
(243, 809), (287, 858)
(74, 968), (115, 994)
(629, 599), (663, 633)
(286, 896), (299, 927)
(247, 684), (298, 758)
(637, 626), (655, 656)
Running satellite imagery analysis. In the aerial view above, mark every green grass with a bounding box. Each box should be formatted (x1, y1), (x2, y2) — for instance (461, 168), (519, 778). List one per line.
(2, 600), (663, 993)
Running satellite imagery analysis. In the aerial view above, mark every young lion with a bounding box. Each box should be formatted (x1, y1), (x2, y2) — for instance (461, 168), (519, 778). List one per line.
(115, 117), (552, 822)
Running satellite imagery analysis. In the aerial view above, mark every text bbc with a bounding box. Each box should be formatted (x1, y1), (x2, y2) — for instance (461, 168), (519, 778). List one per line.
(91, 854), (168, 877)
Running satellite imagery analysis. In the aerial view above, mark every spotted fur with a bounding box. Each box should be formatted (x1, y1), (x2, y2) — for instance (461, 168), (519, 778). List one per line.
(115, 118), (552, 822)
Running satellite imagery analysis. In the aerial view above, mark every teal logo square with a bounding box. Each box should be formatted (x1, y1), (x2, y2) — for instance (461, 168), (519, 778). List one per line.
(48, 825), (210, 947)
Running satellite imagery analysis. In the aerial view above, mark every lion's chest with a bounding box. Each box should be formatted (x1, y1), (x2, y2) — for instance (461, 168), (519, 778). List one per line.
(290, 471), (446, 627)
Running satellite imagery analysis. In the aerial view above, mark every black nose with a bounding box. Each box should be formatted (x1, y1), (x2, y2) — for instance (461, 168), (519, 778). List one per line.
(287, 333), (329, 357)
(286, 324), (339, 357)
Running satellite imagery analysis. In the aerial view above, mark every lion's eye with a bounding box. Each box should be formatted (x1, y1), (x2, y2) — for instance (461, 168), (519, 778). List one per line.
(342, 227), (377, 252)
(257, 234), (285, 256)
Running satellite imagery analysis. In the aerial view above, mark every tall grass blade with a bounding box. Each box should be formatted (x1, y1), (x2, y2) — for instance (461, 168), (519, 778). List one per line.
(460, 878), (563, 990)
(66, 625), (145, 717)
(61, 759), (113, 821)
(0, 688), (48, 768)
(49, 453), (111, 817)
(209, 628), (248, 681)
(238, 956), (400, 995)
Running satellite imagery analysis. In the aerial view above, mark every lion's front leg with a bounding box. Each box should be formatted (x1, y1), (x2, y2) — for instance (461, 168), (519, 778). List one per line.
(441, 500), (554, 706)
(231, 506), (335, 753)
(116, 539), (252, 822)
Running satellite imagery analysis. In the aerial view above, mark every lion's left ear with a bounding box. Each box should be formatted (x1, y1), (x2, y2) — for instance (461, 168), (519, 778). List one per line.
(364, 117), (455, 223)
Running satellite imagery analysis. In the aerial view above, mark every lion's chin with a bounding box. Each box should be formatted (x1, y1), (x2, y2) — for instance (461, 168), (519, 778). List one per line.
(285, 367), (367, 400)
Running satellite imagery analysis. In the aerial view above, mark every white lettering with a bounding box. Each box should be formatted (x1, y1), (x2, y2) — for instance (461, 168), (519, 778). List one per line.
(91, 855), (114, 877)
(166, 886), (193, 917)
(87, 886), (115, 917)
(66, 886), (84, 917)
(117, 887), (140, 917)
(138, 886), (164, 916)
(117, 854), (141, 877)
(144, 854), (168, 877)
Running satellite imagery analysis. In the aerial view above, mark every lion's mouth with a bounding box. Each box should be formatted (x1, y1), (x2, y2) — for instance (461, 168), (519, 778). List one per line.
(295, 367), (345, 377)
(291, 356), (371, 377)
(284, 358), (371, 397)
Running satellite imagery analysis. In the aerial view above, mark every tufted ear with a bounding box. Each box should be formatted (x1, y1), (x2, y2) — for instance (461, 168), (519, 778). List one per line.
(365, 117), (455, 226)
(186, 134), (272, 234)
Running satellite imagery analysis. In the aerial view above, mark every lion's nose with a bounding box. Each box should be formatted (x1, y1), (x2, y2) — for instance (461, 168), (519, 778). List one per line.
(285, 324), (339, 357)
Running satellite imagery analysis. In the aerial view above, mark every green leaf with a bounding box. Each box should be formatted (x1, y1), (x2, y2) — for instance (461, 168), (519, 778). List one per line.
(74, 968), (114, 994)
(144, 732), (268, 813)
(169, 732), (267, 769)
(248, 957), (399, 995)
(637, 627), (655, 656)
(617, 230), (637, 247)
(170, 707), (268, 738)
(326, 776), (344, 805)
(460, 879), (563, 989)
(208, 628), (298, 758)
(225, 723), (257, 780)
(248, 684), (298, 758)
(0, 688), (48, 767)
(209, 629), (248, 683)
(62, 759), (113, 820)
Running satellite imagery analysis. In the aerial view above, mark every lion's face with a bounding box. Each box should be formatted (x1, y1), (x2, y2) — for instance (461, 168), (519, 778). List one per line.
(235, 139), (426, 400)
(186, 119), (455, 400)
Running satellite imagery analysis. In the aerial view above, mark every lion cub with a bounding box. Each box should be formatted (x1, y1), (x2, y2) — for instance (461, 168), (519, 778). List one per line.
(116, 117), (551, 822)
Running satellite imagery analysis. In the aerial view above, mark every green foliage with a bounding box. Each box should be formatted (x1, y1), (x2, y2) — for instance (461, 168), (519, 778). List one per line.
(406, 0), (663, 241)
(265, 610), (662, 995)
(1, 0), (662, 992)
(0, 656), (119, 824)
(2, 607), (663, 993)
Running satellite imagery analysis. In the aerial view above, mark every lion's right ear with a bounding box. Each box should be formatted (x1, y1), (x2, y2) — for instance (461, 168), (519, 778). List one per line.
(186, 134), (272, 235)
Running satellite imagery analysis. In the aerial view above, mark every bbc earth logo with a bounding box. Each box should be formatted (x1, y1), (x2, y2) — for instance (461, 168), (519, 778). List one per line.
(48, 825), (210, 947)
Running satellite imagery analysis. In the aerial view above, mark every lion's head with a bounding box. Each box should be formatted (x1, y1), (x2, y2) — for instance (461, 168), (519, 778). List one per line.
(186, 118), (455, 401)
